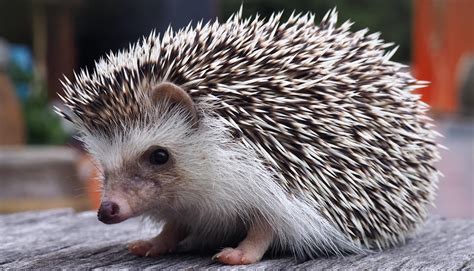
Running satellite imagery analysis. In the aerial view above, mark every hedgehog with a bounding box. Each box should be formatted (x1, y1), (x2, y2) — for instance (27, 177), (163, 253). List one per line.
(56, 8), (441, 265)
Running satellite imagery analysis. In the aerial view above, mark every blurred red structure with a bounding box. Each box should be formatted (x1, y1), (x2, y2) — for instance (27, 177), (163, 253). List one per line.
(77, 154), (101, 210)
(413, 0), (474, 113)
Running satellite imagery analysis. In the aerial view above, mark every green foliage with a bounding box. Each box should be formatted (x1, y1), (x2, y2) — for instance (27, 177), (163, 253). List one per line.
(22, 84), (68, 145)
(219, 0), (412, 63)
(8, 62), (33, 83)
(8, 58), (68, 145)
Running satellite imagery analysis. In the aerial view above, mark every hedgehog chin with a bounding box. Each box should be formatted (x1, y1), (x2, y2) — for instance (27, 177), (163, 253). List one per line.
(99, 214), (131, 225)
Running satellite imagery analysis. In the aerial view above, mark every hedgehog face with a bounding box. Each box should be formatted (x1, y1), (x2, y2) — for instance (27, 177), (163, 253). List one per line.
(91, 82), (200, 224)
(96, 145), (183, 224)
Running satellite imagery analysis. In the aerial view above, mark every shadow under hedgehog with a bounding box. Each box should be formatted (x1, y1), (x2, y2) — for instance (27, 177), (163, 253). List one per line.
(56, 8), (441, 265)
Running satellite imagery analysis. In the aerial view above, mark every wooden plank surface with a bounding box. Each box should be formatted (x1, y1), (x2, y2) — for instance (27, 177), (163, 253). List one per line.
(0, 209), (473, 270)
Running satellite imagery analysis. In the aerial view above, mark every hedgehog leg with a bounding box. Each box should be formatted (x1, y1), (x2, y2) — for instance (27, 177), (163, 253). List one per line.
(213, 222), (273, 265)
(128, 221), (186, 257)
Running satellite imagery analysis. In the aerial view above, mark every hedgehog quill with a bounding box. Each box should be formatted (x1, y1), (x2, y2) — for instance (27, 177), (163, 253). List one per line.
(56, 8), (441, 265)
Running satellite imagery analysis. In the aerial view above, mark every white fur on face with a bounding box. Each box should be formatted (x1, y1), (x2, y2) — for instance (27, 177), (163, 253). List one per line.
(81, 102), (363, 259)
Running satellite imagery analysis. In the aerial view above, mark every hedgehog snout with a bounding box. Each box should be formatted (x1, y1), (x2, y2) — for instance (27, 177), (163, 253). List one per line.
(98, 193), (133, 224)
(97, 163), (171, 223)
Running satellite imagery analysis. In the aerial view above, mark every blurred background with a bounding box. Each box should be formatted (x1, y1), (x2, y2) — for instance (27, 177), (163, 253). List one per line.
(0, 0), (472, 218)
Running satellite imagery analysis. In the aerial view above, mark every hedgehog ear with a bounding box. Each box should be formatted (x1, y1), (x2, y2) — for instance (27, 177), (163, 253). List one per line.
(150, 82), (198, 127)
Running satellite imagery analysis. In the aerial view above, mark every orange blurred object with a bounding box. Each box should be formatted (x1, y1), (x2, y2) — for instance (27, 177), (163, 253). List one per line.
(86, 170), (101, 210)
(0, 73), (25, 145)
(78, 153), (101, 210)
(413, 0), (474, 113)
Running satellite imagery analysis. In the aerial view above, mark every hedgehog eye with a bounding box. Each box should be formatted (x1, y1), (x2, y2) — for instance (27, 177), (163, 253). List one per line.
(149, 149), (169, 165)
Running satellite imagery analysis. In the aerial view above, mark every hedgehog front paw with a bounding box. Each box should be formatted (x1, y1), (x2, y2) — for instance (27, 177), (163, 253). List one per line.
(128, 240), (154, 256)
(127, 238), (176, 257)
(213, 220), (273, 265)
(128, 221), (186, 257)
(212, 247), (261, 265)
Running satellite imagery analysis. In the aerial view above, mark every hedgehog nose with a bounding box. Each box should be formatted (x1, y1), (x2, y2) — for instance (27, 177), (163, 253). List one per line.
(98, 201), (120, 224)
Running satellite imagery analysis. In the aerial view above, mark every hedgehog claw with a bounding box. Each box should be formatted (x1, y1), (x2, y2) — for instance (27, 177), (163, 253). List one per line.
(211, 253), (220, 261)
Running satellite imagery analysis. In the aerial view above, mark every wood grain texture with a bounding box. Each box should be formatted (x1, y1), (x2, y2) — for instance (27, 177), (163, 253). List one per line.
(0, 209), (473, 270)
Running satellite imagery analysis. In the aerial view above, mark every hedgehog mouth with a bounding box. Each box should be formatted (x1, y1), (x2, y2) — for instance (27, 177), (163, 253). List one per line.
(98, 212), (130, 224)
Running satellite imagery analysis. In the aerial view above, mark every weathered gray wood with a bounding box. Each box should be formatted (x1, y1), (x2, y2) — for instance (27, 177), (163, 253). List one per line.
(0, 147), (91, 213)
(0, 147), (80, 199)
(0, 209), (473, 270)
